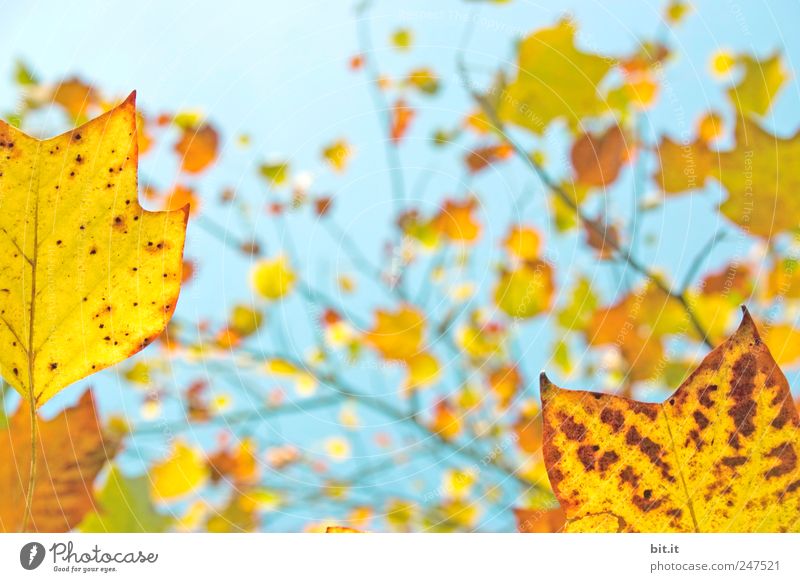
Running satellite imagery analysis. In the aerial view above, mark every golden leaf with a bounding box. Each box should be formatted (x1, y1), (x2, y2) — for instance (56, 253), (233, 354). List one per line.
(503, 225), (541, 262)
(0, 94), (188, 407)
(728, 52), (787, 117)
(500, 19), (615, 133)
(542, 309), (800, 532)
(494, 260), (555, 319)
(365, 304), (426, 361)
(150, 441), (209, 501)
(322, 139), (353, 173)
(0, 390), (117, 532)
(717, 118), (800, 237)
(654, 116), (800, 237)
(405, 351), (441, 390)
(250, 255), (296, 300)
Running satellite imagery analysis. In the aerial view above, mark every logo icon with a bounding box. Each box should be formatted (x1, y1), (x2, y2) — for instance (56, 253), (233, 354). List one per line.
(20, 542), (46, 570)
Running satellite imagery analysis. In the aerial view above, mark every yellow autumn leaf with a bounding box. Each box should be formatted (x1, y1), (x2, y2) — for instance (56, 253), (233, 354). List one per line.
(325, 436), (352, 461)
(150, 441), (209, 501)
(322, 139), (352, 173)
(250, 255), (296, 300)
(500, 19), (615, 133)
(391, 28), (413, 51)
(259, 160), (290, 186)
(494, 261), (555, 319)
(728, 52), (787, 117)
(655, 115), (800, 238)
(503, 225), (541, 261)
(762, 323), (800, 366)
(365, 304), (426, 360)
(717, 117), (800, 237)
(766, 258), (800, 299)
(542, 309), (800, 532)
(0, 93), (187, 407)
(405, 351), (441, 390)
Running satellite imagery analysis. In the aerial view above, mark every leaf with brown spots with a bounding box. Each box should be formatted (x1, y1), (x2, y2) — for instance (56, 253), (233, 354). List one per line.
(0, 93), (188, 407)
(0, 390), (118, 532)
(542, 308), (800, 532)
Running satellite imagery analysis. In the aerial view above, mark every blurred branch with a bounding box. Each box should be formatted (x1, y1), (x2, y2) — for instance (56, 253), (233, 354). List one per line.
(355, 0), (407, 211)
(680, 231), (727, 294)
(130, 395), (341, 437)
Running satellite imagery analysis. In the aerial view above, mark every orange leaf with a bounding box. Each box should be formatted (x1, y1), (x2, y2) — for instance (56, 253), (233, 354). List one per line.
(465, 143), (513, 173)
(390, 99), (415, 143)
(51, 78), (99, 122)
(514, 507), (566, 533)
(0, 391), (117, 532)
(433, 198), (481, 243)
(175, 124), (219, 173)
(571, 125), (627, 187)
(431, 400), (462, 441)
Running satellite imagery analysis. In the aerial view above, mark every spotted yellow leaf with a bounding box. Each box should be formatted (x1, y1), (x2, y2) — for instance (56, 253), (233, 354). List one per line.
(542, 309), (800, 532)
(0, 93), (188, 407)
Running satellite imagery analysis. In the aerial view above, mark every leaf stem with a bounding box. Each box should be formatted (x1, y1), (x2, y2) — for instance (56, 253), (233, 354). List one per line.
(20, 393), (37, 532)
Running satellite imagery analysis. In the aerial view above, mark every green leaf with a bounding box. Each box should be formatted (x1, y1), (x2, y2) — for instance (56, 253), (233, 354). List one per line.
(79, 466), (172, 533)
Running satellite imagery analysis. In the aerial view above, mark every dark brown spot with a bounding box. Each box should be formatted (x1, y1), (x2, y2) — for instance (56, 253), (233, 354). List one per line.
(729, 353), (757, 437)
(627, 400), (658, 420)
(633, 494), (663, 512)
(577, 445), (596, 471)
(699, 384), (718, 408)
(620, 466), (639, 488)
(598, 450), (619, 472)
(693, 410), (710, 430)
(600, 408), (624, 433)
(560, 414), (587, 442)
(764, 443), (797, 479)
(721, 456), (747, 468)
